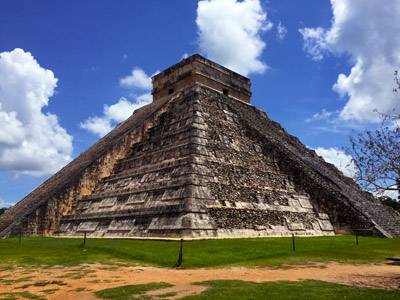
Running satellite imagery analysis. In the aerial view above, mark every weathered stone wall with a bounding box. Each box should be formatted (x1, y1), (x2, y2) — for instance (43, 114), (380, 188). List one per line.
(0, 96), (173, 237)
(195, 88), (334, 237)
(3, 54), (399, 239)
(218, 88), (400, 237)
(152, 54), (251, 103)
(57, 86), (336, 238)
(59, 89), (217, 238)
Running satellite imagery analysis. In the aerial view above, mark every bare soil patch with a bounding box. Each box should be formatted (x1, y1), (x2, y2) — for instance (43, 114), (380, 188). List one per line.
(0, 263), (398, 299)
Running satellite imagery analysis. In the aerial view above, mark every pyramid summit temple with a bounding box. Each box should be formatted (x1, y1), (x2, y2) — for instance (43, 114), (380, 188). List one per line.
(1, 54), (399, 238)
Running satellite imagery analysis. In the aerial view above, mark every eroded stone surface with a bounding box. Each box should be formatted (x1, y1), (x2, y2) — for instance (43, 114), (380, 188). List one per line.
(1, 54), (399, 238)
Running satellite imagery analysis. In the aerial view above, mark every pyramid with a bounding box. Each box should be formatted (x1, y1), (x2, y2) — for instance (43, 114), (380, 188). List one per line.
(1, 54), (399, 238)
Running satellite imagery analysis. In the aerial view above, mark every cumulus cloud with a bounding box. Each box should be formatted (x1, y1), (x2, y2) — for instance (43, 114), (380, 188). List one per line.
(82, 65), (155, 137)
(0, 197), (14, 208)
(80, 97), (151, 137)
(80, 116), (113, 138)
(380, 188), (398, 200)
(196, 0), (272, 76)
(119, 67), (152, 90)
(0, 48), (73, 177)
(300, 0), (400, 123)
(276, 22), (288, 41)
(299, 27), (328, 61)
(305, 109), (333, 123)
(313, 147), (357, 178)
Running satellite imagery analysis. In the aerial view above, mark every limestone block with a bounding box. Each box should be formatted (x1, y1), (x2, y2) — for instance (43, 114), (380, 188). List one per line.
(108, 219), (135, 231)
(77, 201), (90, 210)
(99, 197), (117, 208)
(254, 225), (269, 231)
(268, 225), (288, 234)
(318, 213), (330, 220)
(58, 222), (71, 232)
(77, 221), (99, 232)
(288, 199), (301, 208)
(318, 219), (334, 231)
(126, 194), (145, 205)
(298, 197), (313, 209)
(287, 222), (305, 231)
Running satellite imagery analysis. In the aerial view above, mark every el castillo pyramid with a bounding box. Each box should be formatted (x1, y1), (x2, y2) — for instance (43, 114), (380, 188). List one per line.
(1, 54), (399, 239)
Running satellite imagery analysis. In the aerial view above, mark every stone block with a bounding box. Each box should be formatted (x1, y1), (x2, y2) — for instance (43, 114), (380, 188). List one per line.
(287, 222), (305, 231)
(318, 219), (334, 231)
(298, 198), (313, 209)
(318, 213), (330, 220)
(108, 219), (136, 231)
(99, 197), (117, 208)
(77, 221), (99, 232)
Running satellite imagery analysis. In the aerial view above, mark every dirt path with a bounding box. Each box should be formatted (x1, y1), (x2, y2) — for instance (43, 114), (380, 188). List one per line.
(0, 263), (399, 299)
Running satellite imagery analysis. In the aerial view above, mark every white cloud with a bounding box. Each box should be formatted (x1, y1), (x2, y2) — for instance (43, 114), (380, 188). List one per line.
(0, 197), (14, 208)
(136, 93), (153, 103)
(298, 27), (328, 61)
(305, 109), (333, 123)
(80, 116), (113, 138)
(84, 65), (155, 137)
(300, 0), (400, 123)
(196, 0), (272, 76)
(381, 188), (398, 200)
(0, 48), (73, 177)
(276, 22), (288, 41)
(313, 147), (357, 178)
(80, 96), (151, 137)
(119, 67), (152, 90)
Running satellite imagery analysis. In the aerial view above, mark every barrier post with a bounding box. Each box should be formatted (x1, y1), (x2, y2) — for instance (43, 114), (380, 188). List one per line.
(292, 234), (296, 252)
(175, 239), (184, 267)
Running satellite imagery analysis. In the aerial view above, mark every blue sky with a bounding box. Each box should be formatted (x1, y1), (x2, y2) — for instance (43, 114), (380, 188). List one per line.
(1, 0), (399, 205)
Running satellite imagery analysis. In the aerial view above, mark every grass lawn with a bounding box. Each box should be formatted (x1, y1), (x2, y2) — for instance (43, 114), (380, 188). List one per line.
(0, 235), (398, 268)
(94, 282), (172, 299)
(92, 280), (400, 300)
(182, 280), (400, 300)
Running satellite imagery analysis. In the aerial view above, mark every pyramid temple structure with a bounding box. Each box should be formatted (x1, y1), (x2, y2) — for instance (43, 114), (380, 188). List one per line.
(1, 54), (399, 238)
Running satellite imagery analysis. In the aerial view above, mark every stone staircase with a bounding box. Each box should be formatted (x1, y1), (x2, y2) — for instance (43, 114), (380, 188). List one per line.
(365, 201), (400, 237)
(224, 92), (400, 237)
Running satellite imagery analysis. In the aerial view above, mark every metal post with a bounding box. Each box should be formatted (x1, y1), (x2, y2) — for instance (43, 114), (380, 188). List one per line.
(292, 233), (296, 252)
(18, 229), (22, 246)
(175, 239), (183, 267)
(83, 231), (87, 247)
(355, 232), (359, 245)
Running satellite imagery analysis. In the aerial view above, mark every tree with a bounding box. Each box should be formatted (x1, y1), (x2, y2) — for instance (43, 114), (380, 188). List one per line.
(394, 70), (400, 92)
(347, 71), (400, 200)
(0, 207), (7, 216)
(348, 112), (399, 200)
(377, 196), (400, 211)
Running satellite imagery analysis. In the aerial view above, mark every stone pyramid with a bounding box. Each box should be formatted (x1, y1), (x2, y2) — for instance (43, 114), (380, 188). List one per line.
(1, 55), (399, 238)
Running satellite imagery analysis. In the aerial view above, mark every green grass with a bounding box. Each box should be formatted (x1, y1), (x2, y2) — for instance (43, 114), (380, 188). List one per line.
(0, 291), (44, 300)
(0, 236), (398, 268)
(94, 282), (172, 299)
(0, 275), (33, 285)
(183, 280), (400, 300)
(39, 289), (59, 295)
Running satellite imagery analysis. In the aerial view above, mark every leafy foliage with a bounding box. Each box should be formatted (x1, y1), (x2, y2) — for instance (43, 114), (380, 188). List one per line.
(378, 196), (400, 211)
(348, 111), (400, 199)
